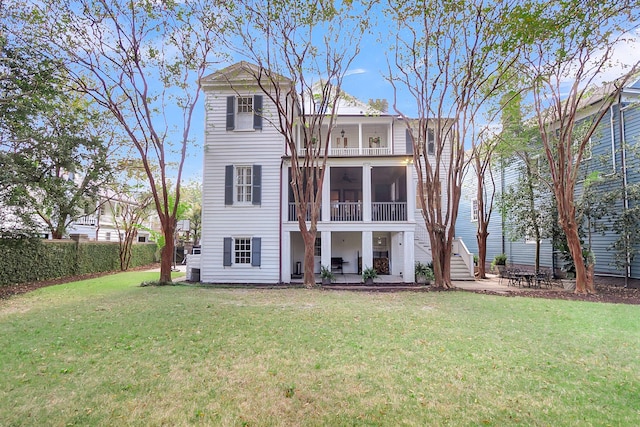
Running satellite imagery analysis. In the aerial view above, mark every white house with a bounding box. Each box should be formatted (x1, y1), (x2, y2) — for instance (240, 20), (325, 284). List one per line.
(67, 190), (158, 243)
(189, 62), (474, 284)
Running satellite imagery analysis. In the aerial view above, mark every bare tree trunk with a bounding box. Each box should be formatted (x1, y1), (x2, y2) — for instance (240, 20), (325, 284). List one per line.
(561, 218), (594, 294)
(300, 228), (317, 288)
(477, 229), (488, 278)
(159, 221), (175, 283)
(429, 226), (452, 289)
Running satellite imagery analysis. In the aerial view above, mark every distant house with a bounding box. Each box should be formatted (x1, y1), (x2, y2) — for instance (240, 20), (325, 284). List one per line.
(67, 190), (158, 243)
(188, 61), (475, 284)
(457, 78), (640, 280)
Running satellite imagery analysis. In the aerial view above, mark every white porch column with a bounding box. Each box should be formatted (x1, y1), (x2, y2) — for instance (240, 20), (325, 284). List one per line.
(282, 163), (290, 223)
(404, 231), (415, 283)
(406, 163), (415, 222)
(358, 123), (363, 154)
(363, 163), (372, 222)
(322, 167), (330, 223)
(362, 231), (373, 274)
(321, 231), (331, 271)
(281, 231), (291, 283)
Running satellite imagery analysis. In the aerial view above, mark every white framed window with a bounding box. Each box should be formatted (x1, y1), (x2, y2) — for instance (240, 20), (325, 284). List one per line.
(427, 128), (435, 155)
(234, 238), (252, 264)
(236, 96), (253, 130)
(471, 199), (478, 222)
(235, 166), (253, 203)
(105, 232), (111, 241)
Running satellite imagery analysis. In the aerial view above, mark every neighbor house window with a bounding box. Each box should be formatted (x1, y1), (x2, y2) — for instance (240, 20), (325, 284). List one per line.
(234, 238), (252, 264)
(427, 128), (435, 155)
(471, 199), (478, 222)
(105, 232), (111, 241)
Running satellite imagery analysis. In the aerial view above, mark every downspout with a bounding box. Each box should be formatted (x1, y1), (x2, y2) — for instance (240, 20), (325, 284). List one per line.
(279, 157), (284, 284)
(620, 97), (631, 286)
(609, 104), (617, 174)
(500, 155), (505, 256)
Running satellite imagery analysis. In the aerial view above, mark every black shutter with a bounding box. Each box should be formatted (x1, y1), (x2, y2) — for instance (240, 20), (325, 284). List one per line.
(253, 95), (263, 130)
(405, 128), (413, 155)
(252, 165), (262, 205)
(251, 237), (261, 266)
(226, 96), (235, 130)
(428, 129), (435, 155)
(225, 165), (234, 205)
(223, 237), (232, 266)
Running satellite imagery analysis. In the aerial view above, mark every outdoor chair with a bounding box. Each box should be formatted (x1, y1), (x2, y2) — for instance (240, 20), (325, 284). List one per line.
(535, 270), (553, 288)
(331, 257), (344, 274)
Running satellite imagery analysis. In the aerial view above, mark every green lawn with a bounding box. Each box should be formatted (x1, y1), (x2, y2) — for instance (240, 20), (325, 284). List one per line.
(1, 272), (639, 426)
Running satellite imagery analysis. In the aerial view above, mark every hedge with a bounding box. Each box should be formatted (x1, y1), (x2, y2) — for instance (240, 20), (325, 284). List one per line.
(0, 238), (158, 287)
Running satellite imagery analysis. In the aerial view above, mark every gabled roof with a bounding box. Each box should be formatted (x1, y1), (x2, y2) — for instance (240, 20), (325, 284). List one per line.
(307, 81), (389, 117)
(200, 61), (292, 90)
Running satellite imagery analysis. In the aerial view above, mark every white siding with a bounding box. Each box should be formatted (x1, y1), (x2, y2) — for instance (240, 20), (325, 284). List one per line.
(200, 88), (284, 283)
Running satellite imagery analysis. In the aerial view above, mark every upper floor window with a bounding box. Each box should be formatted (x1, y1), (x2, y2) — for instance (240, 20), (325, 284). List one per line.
(471, 199), (478, 222)
(427, 128), (435, 156)
(226, 95), (263, 131)
(225, 164), (262, 206)
(235, 166), (252, 203)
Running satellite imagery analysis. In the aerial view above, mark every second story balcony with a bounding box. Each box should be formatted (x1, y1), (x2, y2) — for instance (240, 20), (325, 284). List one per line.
(296, 122), (395, 157)
(286, 165), (409, 223)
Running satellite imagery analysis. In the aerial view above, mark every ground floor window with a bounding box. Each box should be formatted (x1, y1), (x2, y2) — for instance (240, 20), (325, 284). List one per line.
(234, 238), (251, 264)
(224, 237), (261, 267)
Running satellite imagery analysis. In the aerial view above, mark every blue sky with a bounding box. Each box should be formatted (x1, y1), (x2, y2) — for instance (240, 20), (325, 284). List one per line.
(180, 23), (640, 183)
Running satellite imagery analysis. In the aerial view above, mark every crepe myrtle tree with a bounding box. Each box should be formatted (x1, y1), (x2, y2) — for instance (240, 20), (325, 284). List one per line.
(518, 0), (640, 293)
(386, 0), (523, 288)
(224, 0), (370, 287)
(13, 0), (228, 282)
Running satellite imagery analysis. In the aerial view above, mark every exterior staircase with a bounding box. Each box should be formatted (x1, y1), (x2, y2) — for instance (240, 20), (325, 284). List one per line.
(414, 222), (475, 281)
(450, 254), (475, 281)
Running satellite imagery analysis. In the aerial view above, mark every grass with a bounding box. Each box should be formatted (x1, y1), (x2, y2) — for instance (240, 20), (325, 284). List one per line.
(1, 272), (639, 426)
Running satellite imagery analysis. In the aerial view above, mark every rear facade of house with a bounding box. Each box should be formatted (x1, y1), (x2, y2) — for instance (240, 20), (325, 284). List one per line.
(189, 62), (475, 284)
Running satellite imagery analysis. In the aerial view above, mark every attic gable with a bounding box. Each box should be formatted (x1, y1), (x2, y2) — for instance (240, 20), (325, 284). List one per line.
(201, 61), (292, 91)
(308, 80), (388, 116)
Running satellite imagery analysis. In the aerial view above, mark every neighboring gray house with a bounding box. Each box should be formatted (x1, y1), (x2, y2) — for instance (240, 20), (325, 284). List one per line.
(457, 79), (640, 280)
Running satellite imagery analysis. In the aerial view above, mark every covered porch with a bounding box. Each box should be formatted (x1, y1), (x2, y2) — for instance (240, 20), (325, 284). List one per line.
(284, 229), (415, 283)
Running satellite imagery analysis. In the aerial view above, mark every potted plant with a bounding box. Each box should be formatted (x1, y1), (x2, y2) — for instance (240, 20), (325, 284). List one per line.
(491, 253), (507, 274)
(320, 265), (335, 285)
(362, 266), (378, 285)
(473, 254), (479, 276)
(415, 261), (434, 285)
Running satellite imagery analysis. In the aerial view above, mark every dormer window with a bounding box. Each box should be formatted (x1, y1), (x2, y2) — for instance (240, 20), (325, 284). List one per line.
(226, 95), (263, 131)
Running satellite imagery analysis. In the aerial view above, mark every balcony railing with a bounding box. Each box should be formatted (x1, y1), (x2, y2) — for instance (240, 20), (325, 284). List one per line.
(74, 214), (97, 226)
(288, 203), (321, 222)
(372, 202), (407, 221)
(331, 202), (362, 221)
(288, 201), (406, 222)
(297, 146), (392, 157)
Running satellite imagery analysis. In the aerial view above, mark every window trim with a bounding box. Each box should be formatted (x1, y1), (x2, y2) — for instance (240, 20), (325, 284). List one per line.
(471, 199), (479, 222)
(235, 165), (253, 204)
(234, 237), (252, 265)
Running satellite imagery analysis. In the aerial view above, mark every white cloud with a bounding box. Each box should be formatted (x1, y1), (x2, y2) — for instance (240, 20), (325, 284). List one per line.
(345, 68), (367, 77)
